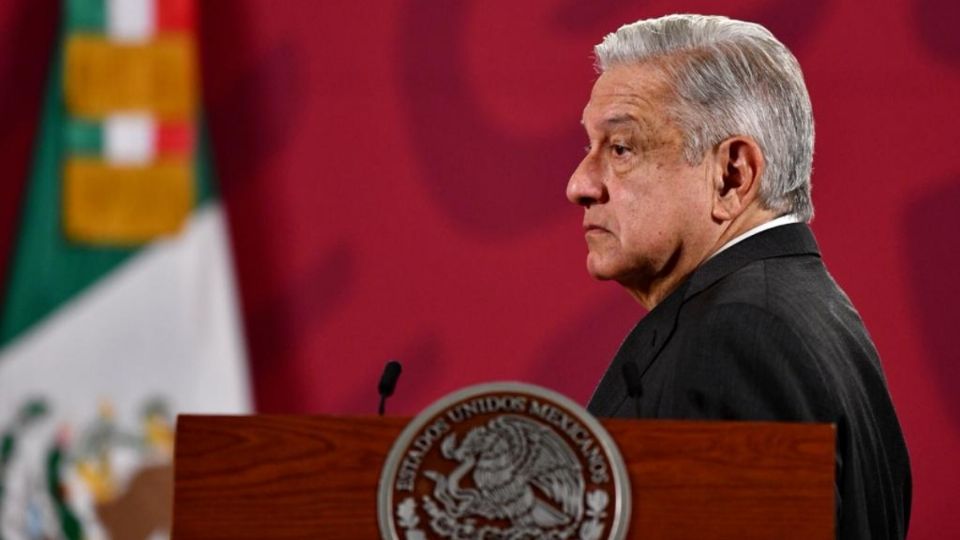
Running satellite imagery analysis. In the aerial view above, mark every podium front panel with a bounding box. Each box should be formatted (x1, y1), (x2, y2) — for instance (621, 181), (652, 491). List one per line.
(173, 415), (833, 539)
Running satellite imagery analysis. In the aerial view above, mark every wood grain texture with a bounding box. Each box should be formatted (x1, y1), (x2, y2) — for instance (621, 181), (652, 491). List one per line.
(173, 415), (833, 539)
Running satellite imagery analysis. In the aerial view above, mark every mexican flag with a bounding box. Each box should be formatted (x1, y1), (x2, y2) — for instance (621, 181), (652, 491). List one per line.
(0, 1), (250, 538)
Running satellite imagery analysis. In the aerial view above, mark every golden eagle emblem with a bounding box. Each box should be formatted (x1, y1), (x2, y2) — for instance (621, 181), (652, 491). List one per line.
(423, 414), (585, 537)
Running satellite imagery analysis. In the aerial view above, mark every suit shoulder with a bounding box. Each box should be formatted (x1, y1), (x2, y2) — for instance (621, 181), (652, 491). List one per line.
(689, 255), (856, 327)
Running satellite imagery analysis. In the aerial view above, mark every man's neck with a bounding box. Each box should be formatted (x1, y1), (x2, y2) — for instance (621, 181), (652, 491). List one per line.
(707, 206), (781, 259)
(707, 213), (801, 261)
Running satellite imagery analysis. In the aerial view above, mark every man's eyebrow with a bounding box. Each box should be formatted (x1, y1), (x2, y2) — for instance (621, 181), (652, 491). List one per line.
(601, 113), (643, 129)
(580, 113), (646, 129)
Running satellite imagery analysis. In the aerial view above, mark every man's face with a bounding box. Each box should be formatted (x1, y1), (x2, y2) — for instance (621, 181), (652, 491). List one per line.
(567, 63), (717, 297)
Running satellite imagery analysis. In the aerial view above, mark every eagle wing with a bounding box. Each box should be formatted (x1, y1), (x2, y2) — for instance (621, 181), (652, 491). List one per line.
(492, 415), (585, 520)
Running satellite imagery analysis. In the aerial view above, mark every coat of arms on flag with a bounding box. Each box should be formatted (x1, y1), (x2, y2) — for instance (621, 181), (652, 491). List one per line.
(0, 1), (250, 538)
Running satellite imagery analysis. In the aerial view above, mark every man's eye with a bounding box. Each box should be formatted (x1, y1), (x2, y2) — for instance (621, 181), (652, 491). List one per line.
(611, 144), (631, 157)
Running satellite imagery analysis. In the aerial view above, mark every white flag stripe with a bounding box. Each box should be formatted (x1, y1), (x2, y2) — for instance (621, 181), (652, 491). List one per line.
(107, 0), (156, 42)
(0, 203), (251, 416)
(104, 113), (156, 165)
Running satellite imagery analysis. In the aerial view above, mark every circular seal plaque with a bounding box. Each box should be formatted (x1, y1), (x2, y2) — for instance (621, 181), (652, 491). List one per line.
(378, 382), (631, 540)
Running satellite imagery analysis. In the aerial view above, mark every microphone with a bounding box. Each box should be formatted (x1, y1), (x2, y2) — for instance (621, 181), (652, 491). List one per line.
(378, 360), (403, 416)
(621, 361), (643, 402)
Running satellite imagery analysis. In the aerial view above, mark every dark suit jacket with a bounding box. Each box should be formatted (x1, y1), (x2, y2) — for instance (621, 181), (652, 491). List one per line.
(587, 223), (911, 539)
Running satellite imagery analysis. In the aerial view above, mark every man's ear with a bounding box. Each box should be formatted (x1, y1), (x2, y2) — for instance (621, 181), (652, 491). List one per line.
(711, 136), (765, 222)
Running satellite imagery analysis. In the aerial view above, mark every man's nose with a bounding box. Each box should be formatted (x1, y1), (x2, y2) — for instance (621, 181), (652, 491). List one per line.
(566, 155), (605, 207)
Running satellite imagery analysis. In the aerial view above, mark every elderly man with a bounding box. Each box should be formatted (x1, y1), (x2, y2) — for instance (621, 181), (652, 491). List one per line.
(567, 15), (910, 539)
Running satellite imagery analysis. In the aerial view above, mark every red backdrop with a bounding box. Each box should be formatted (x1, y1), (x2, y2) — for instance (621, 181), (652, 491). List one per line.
(2, 1), (958, 536)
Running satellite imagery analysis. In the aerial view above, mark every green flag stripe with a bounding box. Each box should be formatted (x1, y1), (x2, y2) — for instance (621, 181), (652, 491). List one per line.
(0, 27), (217, 346)
(194, 120), (218, 203)
(63, 118), (102, 156)
(0, 38), (133, 345)
(65, 0), (105, 34)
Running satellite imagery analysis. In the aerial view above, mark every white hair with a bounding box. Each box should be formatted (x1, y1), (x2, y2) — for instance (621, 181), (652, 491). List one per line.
(595, 14), (815, 221)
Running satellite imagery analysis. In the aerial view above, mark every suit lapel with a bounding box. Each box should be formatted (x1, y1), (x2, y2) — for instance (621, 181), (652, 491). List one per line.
(586, 281), (687, 416)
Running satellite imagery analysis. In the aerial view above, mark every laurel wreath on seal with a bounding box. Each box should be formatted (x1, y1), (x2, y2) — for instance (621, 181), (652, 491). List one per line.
(395, 489), (609, 540)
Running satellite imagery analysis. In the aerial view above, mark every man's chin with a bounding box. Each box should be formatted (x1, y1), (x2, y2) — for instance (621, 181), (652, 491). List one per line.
(585, 257), (619, 281)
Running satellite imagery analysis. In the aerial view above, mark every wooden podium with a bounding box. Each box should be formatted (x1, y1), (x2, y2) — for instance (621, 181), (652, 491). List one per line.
(172, 415), (834, 539)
